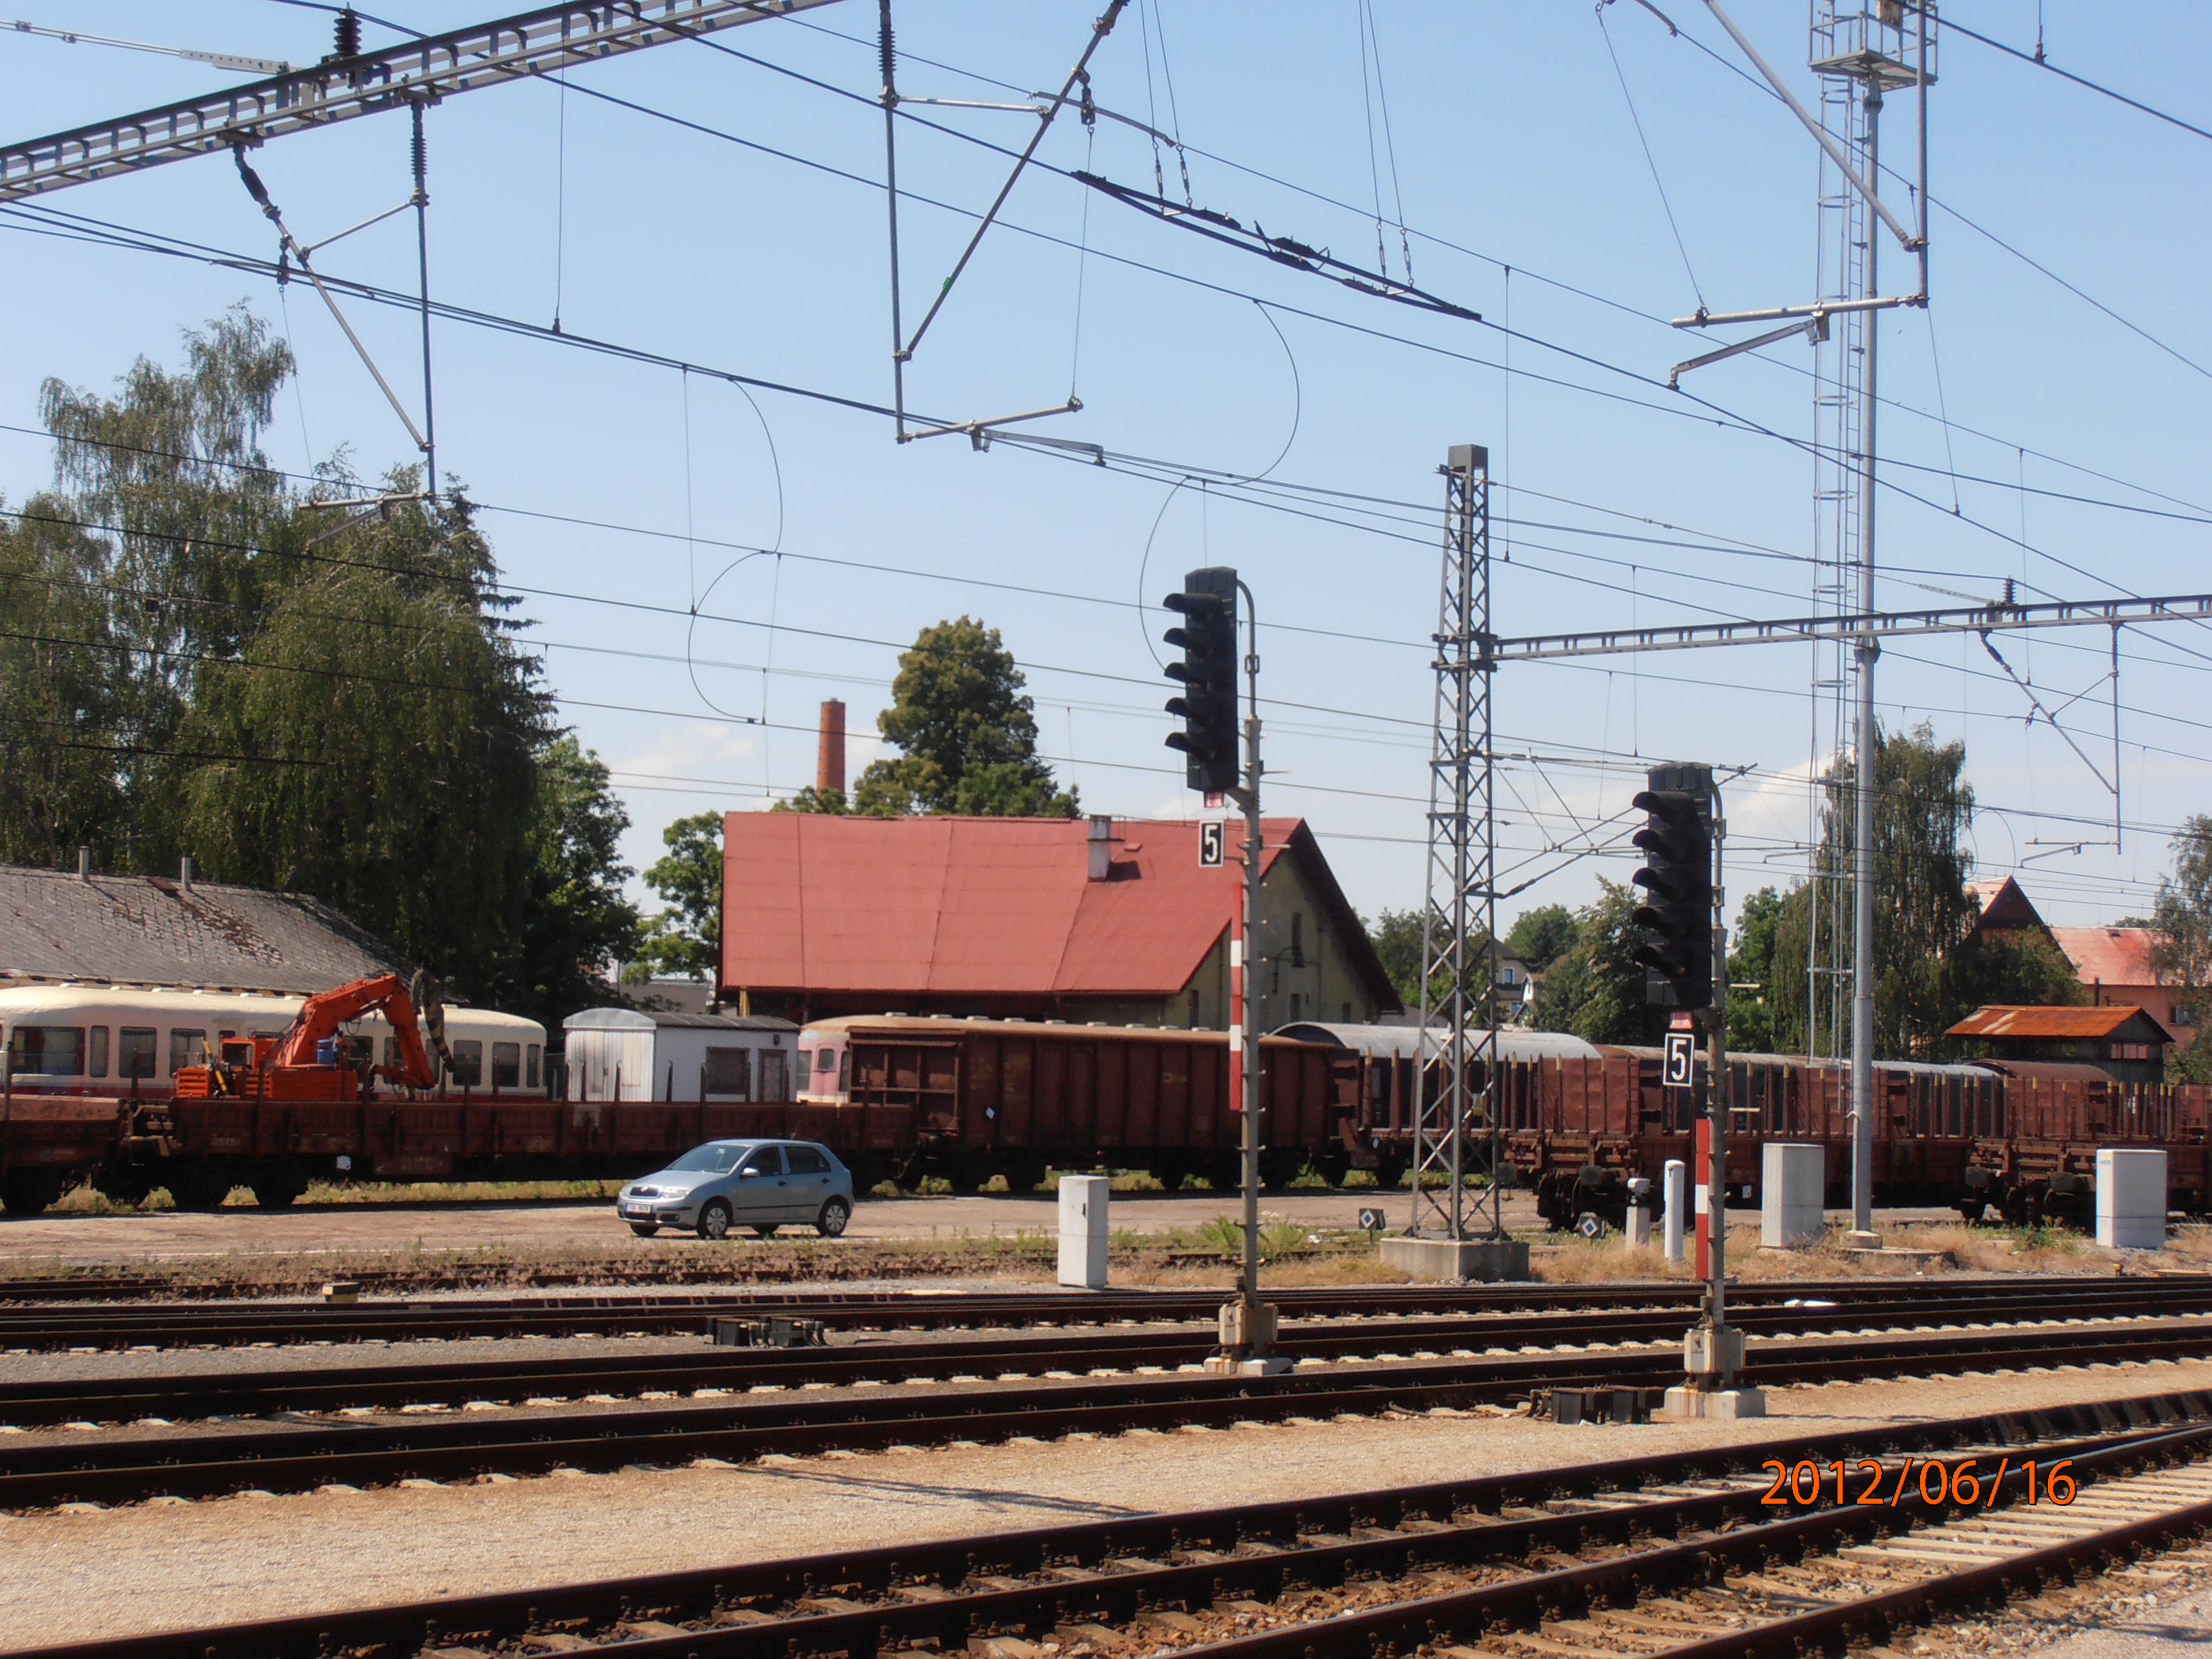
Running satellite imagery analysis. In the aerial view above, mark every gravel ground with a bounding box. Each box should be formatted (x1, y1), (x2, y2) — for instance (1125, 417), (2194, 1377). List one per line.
(0, 1193), (1969, 1266)
(7, 1353), (2212, 1651)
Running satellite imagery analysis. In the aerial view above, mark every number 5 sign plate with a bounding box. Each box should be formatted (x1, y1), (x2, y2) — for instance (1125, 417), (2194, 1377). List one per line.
(1198, 821), (1226, 867)
(1663, 1031), (1695, 1088)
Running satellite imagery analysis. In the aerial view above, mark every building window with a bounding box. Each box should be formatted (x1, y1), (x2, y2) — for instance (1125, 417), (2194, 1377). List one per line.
(1499, 965), (1518, 986)
(9, 1026), (85, 1076)
(167, 1029), (207, 1075)
(1291, 913), (1305, 968)
(119, 1028), (157, 1080)
(491, 1043), (522, 1088)
(2174, 1005), (2195, 1028)
(448, 1040), (483, 1088)
(706, 1047), (751, 1099)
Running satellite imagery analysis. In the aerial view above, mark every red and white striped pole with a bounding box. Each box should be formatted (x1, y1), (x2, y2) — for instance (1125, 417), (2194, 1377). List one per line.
(1694, 1113), (1711, 1281)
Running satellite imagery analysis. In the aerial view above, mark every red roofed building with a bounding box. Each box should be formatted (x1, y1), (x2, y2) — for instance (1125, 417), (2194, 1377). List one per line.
(718, 812), (1403, 1029)
(2048, 925), (2198, 1052)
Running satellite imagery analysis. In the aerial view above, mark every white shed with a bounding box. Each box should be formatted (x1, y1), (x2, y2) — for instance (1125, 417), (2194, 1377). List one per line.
(561, 1008), (800, 1103)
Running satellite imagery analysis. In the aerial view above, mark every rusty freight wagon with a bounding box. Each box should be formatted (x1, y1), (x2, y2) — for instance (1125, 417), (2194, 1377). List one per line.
(794, 1016), (1359, 1191)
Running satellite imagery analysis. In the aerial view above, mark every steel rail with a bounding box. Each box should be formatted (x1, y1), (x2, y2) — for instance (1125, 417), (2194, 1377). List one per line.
(10, 1316), (2212, 1510)
(15, 1387), (2209, 1659)
(0, 0), (848, 203)
(4, 1273), (2194, 1348)
(1181, 1418), (2212, 1659)
(3, 1283), (2202, 1427)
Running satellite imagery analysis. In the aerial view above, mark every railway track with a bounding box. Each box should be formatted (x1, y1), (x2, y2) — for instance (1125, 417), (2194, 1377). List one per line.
(22, 1385), (2212, 1659)
(7, 1272), (2206, 1350)
(12, 1314), (2212, 1511)
(5, 1281), (2208, 1428)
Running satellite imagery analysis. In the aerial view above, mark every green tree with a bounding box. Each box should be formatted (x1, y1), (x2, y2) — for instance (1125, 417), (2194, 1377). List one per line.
(772, 785), (848, 815)
(170, 482), (556, 1009)
(2151, 816), (2212, 1083)
(631, 811), (724, 984)
(1366, 908), (1430, 1009)
(1765, 722), (2037, 1060)
(1726, 886), (1786, 1054)
(1531, 880), (1666, 1046)
(0, 500), (128, 868)
(1504, 904), (1577, 972)
(4, 308), (642, 1026)
(851, 616), (1078, 817)
(512, 737), (641, 1026)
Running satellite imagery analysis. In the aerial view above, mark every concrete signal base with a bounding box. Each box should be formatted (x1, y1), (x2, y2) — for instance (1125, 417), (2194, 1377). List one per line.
(1379, 1237), (1532, 1282)
(1660, 1385), (1768, 1421)
(1205, 1353), (1296, 1376)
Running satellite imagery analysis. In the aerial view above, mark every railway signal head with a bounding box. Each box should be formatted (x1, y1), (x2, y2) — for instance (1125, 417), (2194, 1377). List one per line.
(1630, 763), (1715, 1010)
(1163, 566), (1240, 795)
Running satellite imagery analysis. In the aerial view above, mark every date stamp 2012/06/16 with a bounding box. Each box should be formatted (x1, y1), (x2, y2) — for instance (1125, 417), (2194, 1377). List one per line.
(1761, 1457), (2075, 1508)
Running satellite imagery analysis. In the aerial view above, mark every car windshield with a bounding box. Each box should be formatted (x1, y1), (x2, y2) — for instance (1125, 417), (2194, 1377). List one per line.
(667, 1143), (749, 1174)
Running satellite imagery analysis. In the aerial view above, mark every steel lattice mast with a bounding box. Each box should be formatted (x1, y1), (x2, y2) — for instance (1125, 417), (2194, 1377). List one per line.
(1409, 444), (1502, 1243)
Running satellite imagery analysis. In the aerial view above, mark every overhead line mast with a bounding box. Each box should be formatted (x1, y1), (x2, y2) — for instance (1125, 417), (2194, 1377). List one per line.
(1672, 1), (1932, 1250)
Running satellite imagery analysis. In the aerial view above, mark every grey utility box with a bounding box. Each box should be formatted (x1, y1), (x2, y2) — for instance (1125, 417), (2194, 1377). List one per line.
(1761, 1143), (1825, 1248)
(1058, 1175), (1110, 1289)
(2096, 1148), (2167, 1249)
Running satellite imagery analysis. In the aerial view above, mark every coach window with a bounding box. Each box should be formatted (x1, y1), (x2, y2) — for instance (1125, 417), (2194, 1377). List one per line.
(9, 1026), (85, 1075)
(705, 1047), (751, 1099)
(118, 1028), (157, 1079)
(526, 1045), (542, 1090)
(167, 1030), (208, 1075)
(448, 1040), (483, 1088)
(88, 1027), (110, 1079)
(491, 1043), (522, 1089)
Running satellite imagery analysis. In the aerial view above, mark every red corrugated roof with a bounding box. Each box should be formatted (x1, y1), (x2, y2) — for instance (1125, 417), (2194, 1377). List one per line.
(1946, 1003), (2174, 1042)
(2051, 926), (2161, 987)
(721, 814), (1386, 1001)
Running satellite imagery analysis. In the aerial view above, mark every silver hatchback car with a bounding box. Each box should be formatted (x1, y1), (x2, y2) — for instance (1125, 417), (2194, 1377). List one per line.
(616, 1140), (854, 1241)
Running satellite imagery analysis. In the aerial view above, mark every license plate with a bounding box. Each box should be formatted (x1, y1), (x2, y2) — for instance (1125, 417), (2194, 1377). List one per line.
(620, 1206), (648, 1217)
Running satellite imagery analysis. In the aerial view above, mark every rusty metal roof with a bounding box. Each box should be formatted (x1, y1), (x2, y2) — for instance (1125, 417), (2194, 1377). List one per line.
(1946, 1003), (2174, 1042)
(721, 814), (1398, 1008)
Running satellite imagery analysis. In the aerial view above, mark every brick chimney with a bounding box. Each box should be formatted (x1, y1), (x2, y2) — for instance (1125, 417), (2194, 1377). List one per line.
(817, 700), (845, 796)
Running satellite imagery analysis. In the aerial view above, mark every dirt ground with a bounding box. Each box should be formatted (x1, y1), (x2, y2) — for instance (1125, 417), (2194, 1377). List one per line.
(5, 1354), (2210, 1651)
(0, 1192), (1970, 1269)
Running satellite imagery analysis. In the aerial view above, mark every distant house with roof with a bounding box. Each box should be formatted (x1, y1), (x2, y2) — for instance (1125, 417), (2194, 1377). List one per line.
(0, 857), (415, 995)
(1947, 1003), (2176, 1086)
(1964, 874), (2195, 1052)
(718, 813), (1402, 1030)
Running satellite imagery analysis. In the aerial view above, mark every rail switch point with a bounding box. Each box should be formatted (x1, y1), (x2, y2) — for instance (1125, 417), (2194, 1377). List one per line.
(1660, 1385), (1767, 1420)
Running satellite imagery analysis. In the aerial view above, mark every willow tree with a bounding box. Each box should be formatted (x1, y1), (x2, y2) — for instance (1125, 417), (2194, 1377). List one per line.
(4, 307), (640, 1027)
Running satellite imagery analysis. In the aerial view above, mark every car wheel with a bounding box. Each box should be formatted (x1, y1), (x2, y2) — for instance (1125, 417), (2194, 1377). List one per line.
(696, 1200), (732, 1241)
(628, 1222), (659, 1238)
(816, 1196), (852, 1238)
(751, 1224), (778, 1239)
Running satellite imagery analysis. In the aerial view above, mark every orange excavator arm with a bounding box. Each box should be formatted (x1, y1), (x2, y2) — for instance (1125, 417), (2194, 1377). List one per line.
(271, 971), (448, 1089)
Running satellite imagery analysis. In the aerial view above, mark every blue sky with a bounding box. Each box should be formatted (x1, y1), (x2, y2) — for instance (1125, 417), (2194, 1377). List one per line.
(4, 2), (2207, 944)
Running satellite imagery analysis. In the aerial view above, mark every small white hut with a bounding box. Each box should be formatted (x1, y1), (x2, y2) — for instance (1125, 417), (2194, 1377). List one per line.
(561, 1008), (799, 1103)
